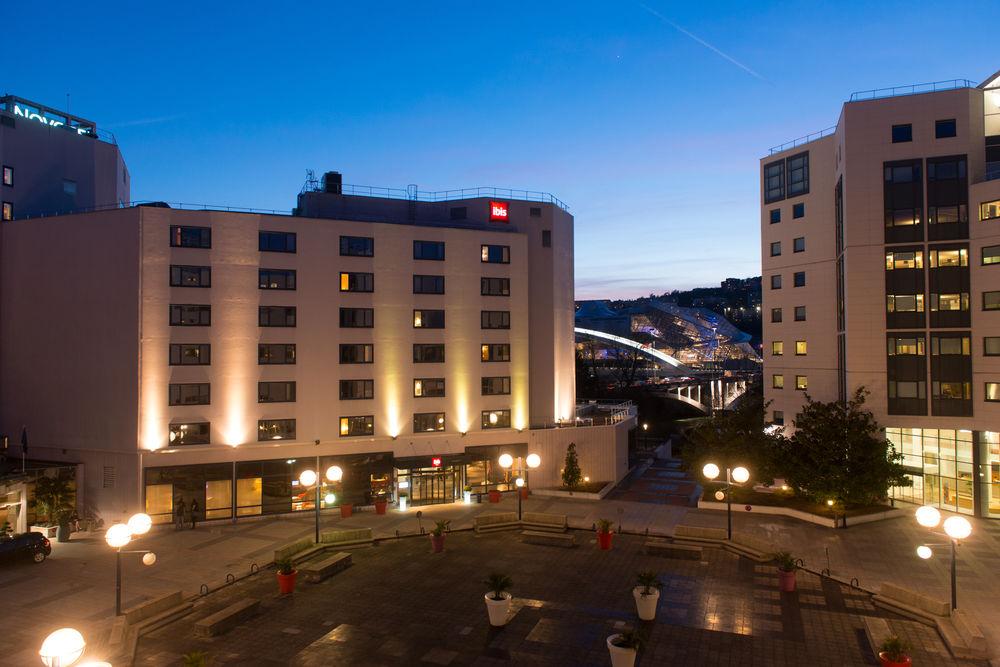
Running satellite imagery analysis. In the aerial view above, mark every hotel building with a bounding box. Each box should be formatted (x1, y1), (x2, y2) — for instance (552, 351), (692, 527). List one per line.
(761, 70), (1000, 518)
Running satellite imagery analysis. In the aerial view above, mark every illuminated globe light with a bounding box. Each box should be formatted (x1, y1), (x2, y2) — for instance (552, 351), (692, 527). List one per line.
(515, 477), (525, 488)
(498, 454), (514, 469)
(299, 469), (317, 487)
(714, 490), (725, 501)
(943, 515), (972, 540)
(731, 467), (750, 484)
(39, 627), (85, 667)
(127, 513), (152, 536)
(324, 493), (337, 505)
(526, 453), (541, 469)
(702, 463), (720, 480)
(915, 505), (941, 528)
(104, 523), (132, 549)
(827, 499), (835, 507)
(916, 545), (933, 560)
(325, 465), (344, 482)
(142, 552), (157, 566)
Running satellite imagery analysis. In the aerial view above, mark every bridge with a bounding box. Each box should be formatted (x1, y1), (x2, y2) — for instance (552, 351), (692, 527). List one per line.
(574, 327), (688, 369)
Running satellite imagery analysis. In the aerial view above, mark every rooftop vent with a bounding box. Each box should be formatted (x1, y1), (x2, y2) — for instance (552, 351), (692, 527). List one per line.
(323, 171), (343, 194)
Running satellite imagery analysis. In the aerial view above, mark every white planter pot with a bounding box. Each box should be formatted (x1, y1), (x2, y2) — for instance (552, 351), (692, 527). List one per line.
(484, 591), (512, 626)
(633, 586), (659, 620)
(607, 635), (637, 667)
(464, 491), (472, 504)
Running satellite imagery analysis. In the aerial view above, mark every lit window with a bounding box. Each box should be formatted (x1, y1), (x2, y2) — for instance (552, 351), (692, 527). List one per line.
(986, 383), (1000, 402)
(928, 248), (967, 267)
(169, 343), (210, 365)
(413, 378), (445, 398)
(795, 341), (807, 355)
(931, 335), (970, 356)
(987, 291), (1000, 311)
(482, 410), (511, 429)
(341, 272), (374, 292)
(481, 344), (510, 362)
(930, 293), (968, 312)
(771, 341), (783, 356)
(2, 202), (12, 221)
(982, 245), (1000, 265)
(259, 269), (296, 290)
(980, 199), (1000, 221)
(481, 245), (510, 264)
(772, 374), (784, 389)
(885, 251), (923, 270)
(886, 294), (924, 313)
(986, 337), (1000, 356)
(340, 415), (374, 437)
(169, 422), (210, 446)
(257, 419), (295, 440)
(414, 309), (445, 328)
(887, 337), (924, 356)
(170, 265), (211, 288)
(795, 375), (808, 390)
(1, 166), (12, 187)
(413, 412), (445, 432)
(258, 343), (296, 365)
(170, 225), (211, 248)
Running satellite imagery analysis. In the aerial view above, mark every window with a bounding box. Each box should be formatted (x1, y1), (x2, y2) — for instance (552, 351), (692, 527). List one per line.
(169, 304), (210, 326)
(340, 307), (374, 328)
(482, 343), (510, 362)
(482, 410), (511, 429)
(771, 308), (782, 323)
(169, 383), (210, 406)
(340, 415), (374, 437)
(414, 412), (445, 432)
(792, 203), (805, 219)
(481, 245), (510, 264)
(981, 199), (1000, 221)
(929, 204), (968, 225)
(887, 294), (925, 312)
(888, 381), (925, 399)
(928, 248), (967, 267)
(413, 275), (445, 294)
(930, 293), (969, 312)
(793, 237), (805, 253)
(413, 309), (445, 328)
(883, 161), (923, 229)
(414, 240), (445, 260)
(933, 382), (971, 400)
(795, 375), (808, 390)
(772, 374), (784, 389)
(169, 343), (210, 366)
(340, 235), (373, 257)
(935, 119), (957, 139)
(530, 207), (542, 217)
(258, 419), (295, 440)
(931, 336), (970, 356)
(259, 344), (296, 365)
(786, 152), (809, 197)
(794, 306), (806, 321)
(413, 344), (445, 363)
(770, 275), (782, 290)
(413, 378), (445, 398)
(763, 159), (785, 203)
(169, 422), (210, 446)
(482, 376), (511, 395)
(259, 306), (296, 327)
(2, 202), (12, 221)
(892, 124), (912, 143)
(885, 251), (923, 270)
(63, 179), (77, 196)
(795, 341), (807, 355)
(887, 337), (925, 355)
(340, 379), (374, 400)
(340, 272), (374, 292)
(542, 230), (551, 247)
(481, 277), (510, 296)
(341, 344), (374, 364)
(259, 231), (296, 253)
(986, 337), (1000, 356)
(1, 166), (11, 186)
(769, 209), (780, 224)
(449, 206), (467, 220)
(773, 411), (784, 425)
(770, 241), (781, 257)
(170, 225), (211, 248)
(259, 269), (296, 290)
(793, 272), (805, 287)
(985, 291), (1000, 311)
(771, 341), (783, 356)
(927, 157), (968, 240)
(982, 245), (1000, 265)
(987, 383), (1000, 402)
(258, 381), (295, 403)
(170, 265), (211, 288)
(481, 310), (510, 329)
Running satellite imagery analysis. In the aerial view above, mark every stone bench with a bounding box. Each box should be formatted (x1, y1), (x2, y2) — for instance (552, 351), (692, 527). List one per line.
(521, 512), (568, 533)
(645, 540), (702, 560)
(872, 583), (987, 660)
(522, 530), (576, 548)
(320, 527), (374, 549)
(946, 609), (988, 660)
(474, 512), (519, 534)
(123, 591), (185, 626)
(727, 532), (773, 562)
(672, 525), (727, 546)
(194, 599), (260, 637)
(300, 552), (352, 583)
(274, 537), (323, 565)
(862, 616), (893, 659)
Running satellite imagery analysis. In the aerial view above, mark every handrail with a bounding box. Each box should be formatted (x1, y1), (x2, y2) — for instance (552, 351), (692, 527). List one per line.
(10, 200), (292, 221)
(768, 126), (837, 155)
(848, 79), (976, 102)
(303, 181), (570, 211)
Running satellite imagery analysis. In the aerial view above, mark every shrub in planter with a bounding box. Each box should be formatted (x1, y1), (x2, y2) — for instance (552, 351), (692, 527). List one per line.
(275, 557), (297, 594)
(340, 503), (353, 518)
(632, 571), (662, 620)
(606, 629), (642, 667)
(878, 635), (911, 667)
(596, 518), (614, 550)
(488, 489), (502, 503)
(483, 573), (513, 626)
(773, 551), (797, 592)
(54, 509), (74, 543)
(430, 520), (450, 553)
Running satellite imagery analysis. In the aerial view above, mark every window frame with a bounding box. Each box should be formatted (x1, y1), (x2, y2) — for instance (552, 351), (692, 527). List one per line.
(413, 240), (445, 261)
(258, 268), (296, 291)
(339, 379), (374, 400)
(481, 244), (510, 264)
(169, 343), (211, 366)
(982, 245), (1000, 266)
(169, 225), (211, 249)
(168, 382), (211, 406)
(169, 304), (211, 326)
(413, 309), (445, 329)
(794, 306), (806, 321)
(770, 275), (782, 290)
(169, 264), (211, 288)
(413, 378), (446, 398)
(793, 271), (806, 287)
(258, 343), (296, 365)
(793, 237), (805, 253)
(339, 415), (374, 437)
(985, 337), (1000, 357)
(769, 209), (780, 224)
(258, 381), (296, 403)
(935, 118), (957, 139)
(481, 343), (510, 362)
(258, 230), (297, 253)
(770, 241), (781, 257)
(481, 310), (510, 329)
(340, 343), (374, 364)
(2, 202), (13, 221)
(481, 277), (511, 296)
(340, 307), (374, 328)
(413, 412), (446, 433)
(986, 382), (1000, 402)
(891, 124), (913, 143)
(481, 376), (511, 395)
(792, 203), (805, 219)
(413, 343), (445, 363)
(259, 306), (296, 327)
(2, 165), (12, 187)
(481, 409), (511, 429)
(169, 422), (210, 446)
(984, 291), (1000, 311)
(340, 271), (374, 292)
(412, 274), (445, 294)
(339, 235), (374, 257)
(257, 418), (296, 440)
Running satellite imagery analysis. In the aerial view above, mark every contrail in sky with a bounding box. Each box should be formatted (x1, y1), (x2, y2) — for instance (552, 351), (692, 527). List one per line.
(638, 3), (768, 82)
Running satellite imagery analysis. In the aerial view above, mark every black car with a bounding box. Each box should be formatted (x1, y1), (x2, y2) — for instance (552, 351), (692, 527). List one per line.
(0, 531), (52, 563)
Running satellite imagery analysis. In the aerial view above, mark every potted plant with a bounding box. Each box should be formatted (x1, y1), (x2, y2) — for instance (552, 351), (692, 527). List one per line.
(606, 629), (641, 667)
(596, 518), (614, 550)
(463, 485), (473, 504)
(340, 503), (353, 518)
(632, 571), (662, 620)
(773, 551), (797, 592)
(483, 573), (512, 626)
(878, 635), (911, 667)
(54, 508), (74, 543)
(275, 557), (297, 594)
(374, 495), (388, 515)
(182, 651), (210, 667)
(430, 520), (449, 553)
(488, 488), (502, 503)
(31, 474), (75, 541)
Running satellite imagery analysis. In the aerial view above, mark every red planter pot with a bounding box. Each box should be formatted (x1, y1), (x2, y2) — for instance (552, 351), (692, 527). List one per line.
(778, 570), (796, 592)
(597, 531), (613, 550)
(374, 500), (387, 515)
(519, 488), (529, 500)
(340, 504), (353, 518)
(277, 570), (297, 594)
(878, 653), (912, 667)
(488, 490), (502, 503)
(430, 533), (446, 553)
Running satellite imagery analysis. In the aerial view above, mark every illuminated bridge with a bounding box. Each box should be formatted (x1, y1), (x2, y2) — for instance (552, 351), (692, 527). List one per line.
(574, 327), (688, 370)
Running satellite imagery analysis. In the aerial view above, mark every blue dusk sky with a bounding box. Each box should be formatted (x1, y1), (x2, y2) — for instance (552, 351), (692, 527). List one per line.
(6, 1), (1000, 299)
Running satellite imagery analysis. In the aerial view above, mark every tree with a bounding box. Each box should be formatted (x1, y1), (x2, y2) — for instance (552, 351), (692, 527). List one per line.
(562, 442), (582, 489)
(781, 387), (910, 506)
(30, 473), (75, 525)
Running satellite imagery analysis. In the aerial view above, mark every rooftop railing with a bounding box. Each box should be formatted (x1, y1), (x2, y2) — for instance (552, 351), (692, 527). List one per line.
(304, 181), (570, 211)
(9, 200), (291, 221)
(848, 79), (976, 103)
(768, 126), (837, 155)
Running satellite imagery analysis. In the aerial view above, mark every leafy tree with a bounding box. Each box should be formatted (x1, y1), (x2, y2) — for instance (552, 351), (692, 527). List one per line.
(781, 387), (909, 506)
(30, 473), (75, 525)
(561, 442), (582, 489)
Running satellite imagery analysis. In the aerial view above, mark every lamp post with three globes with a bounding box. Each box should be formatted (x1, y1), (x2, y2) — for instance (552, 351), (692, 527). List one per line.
(498, 453), (541, 520)
(104, 513), (156, 616)
(914, 504), (972, 610)
(298, 463), (344, 543)
(702, 463), (750, 540)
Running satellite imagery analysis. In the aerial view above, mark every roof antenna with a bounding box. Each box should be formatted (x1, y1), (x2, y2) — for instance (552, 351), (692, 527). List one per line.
(66, 93), (70, 115)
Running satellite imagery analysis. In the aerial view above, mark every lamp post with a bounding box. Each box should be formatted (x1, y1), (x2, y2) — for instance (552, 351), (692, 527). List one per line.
(299, 463), (344, 544)
(39, 628), (86, 667)
(499, 453), (540, 520)
(914, 505), (972, 610)
(104, 513), (156, 616)
(702, 463), (750, 540)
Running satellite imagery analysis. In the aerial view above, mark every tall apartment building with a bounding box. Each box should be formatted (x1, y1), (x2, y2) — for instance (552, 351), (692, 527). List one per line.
(761, 70), (1000, 519)
(0, 176), (632, 523)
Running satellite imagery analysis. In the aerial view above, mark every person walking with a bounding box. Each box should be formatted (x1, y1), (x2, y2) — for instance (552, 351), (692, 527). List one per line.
(174, 498), (186, 531)
(189, 498), (200, 530)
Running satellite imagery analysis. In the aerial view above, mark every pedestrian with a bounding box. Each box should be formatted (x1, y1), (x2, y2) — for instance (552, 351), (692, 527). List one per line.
(174, 498), (186, 531)
(190, 498), (200, 530)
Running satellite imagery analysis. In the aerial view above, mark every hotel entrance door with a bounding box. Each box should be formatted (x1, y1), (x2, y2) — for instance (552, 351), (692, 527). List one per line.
(400, 466), (458, 506)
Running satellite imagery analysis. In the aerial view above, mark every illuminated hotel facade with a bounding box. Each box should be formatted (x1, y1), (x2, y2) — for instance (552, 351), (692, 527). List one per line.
(761, 71), (1000, 518)
(1, 174), (633, 523)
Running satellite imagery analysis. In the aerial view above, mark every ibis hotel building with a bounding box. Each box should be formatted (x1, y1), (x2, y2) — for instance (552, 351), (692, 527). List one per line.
(761, 70), (1000, 518)
(1, 172), (633, 523)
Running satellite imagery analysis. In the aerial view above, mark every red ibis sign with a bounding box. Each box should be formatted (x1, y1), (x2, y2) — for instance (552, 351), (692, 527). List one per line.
(431, 457), (442, 468)
(489, 201), (509, 222)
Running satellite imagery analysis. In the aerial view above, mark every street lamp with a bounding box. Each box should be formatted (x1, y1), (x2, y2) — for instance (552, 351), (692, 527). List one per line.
(299, 464), (344, 543)
(500, 453), (540, 520)
(104, 513), (155, 616)
(702, 463), (750, 540)
(39, 628), (85, 667)
(913, 505), (973, 609)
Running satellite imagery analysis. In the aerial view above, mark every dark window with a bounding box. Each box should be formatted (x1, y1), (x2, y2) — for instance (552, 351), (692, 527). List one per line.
(770, 241), (781, 256)
(786, 152), (809, 197)
(169, 383), (210, 406)
(769, 209), (780, 224)
(449, 206), (467, 220)
(482, 410), (511, 429)
(542, 229), (552, 247)
(340, 307), (374, 328)
(884, 159), (924, 243)
(413, 309), (444, 328)
(340, 379), (374, 400)
(340, 272), (374, 292)
(793, 237), (805, 253)
(481, 277), (510, 296)
(481, 245), (510, 264)
(530, 207), (542, 217)
(930, 334), (972, 416)
(414, 240), (445, 260)
(481, 343), (510, 362)
(763, 159), (785, 203)
(169, 422), (210, 446)
(413, 275), (445, 294)
(926, 157), (968, 241)
(339, 415), (374, 437)
(414, 412), (445, 432)
(340, 344), (374, 364)
(170, 225), (211, 248)
(985, 337), (1000, 356)
(983, 245), (1000, 265)
(1, 202), (11, 221)
(482, 376), (511, 395)
(773, 411), (784, 425)
(169, 343), (210, 366)
(170, 265), (211, 288)
(413, 378), (445, 398)
(793, 271), (805, 287)
(792, 203), (805, 218)
(794, 306), (806, 321)
(169, 304), (210, 326)
(481, 310), (510, 329)
(259, 344), (296, 365)
(259, 306), (296, 327)
(259, 231), (296, 253)
(259, 381), (296, 403)
(258, 419), (295, 440)
(340, 235), (374, 257)
(2, 165), (12, 186)
(259, 269), (296, 290)
(770, 275), (782, 290)
(935, 119), (957, 139)
(892, 124), (912, 143)
(413, 344), (445, 363)
(771, 308), (782, 323)
(985, 291), (1000, 311)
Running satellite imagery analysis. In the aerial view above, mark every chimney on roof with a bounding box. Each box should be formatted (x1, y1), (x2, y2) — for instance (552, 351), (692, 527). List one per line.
(323, 171), (342, 194)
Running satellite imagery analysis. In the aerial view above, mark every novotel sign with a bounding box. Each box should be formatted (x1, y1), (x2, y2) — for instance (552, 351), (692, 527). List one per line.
(489, 200), (509, 222)
(10, 103), (94, 136)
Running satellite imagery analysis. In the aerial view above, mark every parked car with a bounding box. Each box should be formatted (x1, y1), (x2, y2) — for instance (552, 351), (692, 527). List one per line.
(0, 531), (52, 563)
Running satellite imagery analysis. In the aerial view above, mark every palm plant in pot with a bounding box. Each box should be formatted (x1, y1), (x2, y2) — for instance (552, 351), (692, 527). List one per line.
(596, 518), (614, 550)
(483, 573), (512, 626)
(878, 635), (911, 667)
(275, 557), (297, 594)
(632, 571), (662, 620)
(430, 520), (450, 553)
(773, 551), (797, 592)
(606, 628), (642, 667)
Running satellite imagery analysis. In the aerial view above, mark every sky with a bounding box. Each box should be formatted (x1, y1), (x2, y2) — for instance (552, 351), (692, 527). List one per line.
(6, 1), (1000, 299)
